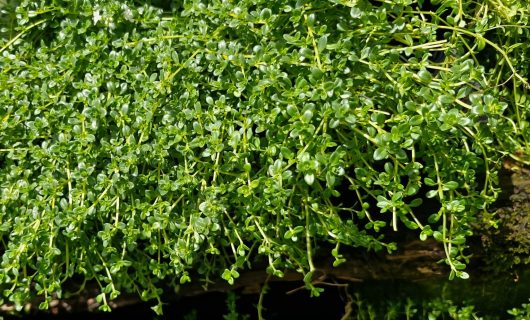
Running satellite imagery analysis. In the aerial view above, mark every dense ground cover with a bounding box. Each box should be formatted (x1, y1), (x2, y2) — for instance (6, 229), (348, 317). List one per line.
(0, 0), (529, 317)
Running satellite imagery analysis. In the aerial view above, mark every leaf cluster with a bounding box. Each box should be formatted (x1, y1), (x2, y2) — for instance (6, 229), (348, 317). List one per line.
(0, 0), (529, 314)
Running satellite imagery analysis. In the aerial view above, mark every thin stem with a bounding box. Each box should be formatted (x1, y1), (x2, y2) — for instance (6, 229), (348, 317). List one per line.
(0, 19), (47, 54)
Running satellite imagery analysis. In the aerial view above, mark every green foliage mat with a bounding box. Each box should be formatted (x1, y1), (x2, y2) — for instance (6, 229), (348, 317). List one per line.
(0, 0), (529, 314)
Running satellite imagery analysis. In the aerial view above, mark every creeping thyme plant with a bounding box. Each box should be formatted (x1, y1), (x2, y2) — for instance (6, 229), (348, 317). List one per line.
(0, 0), (529, 314)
